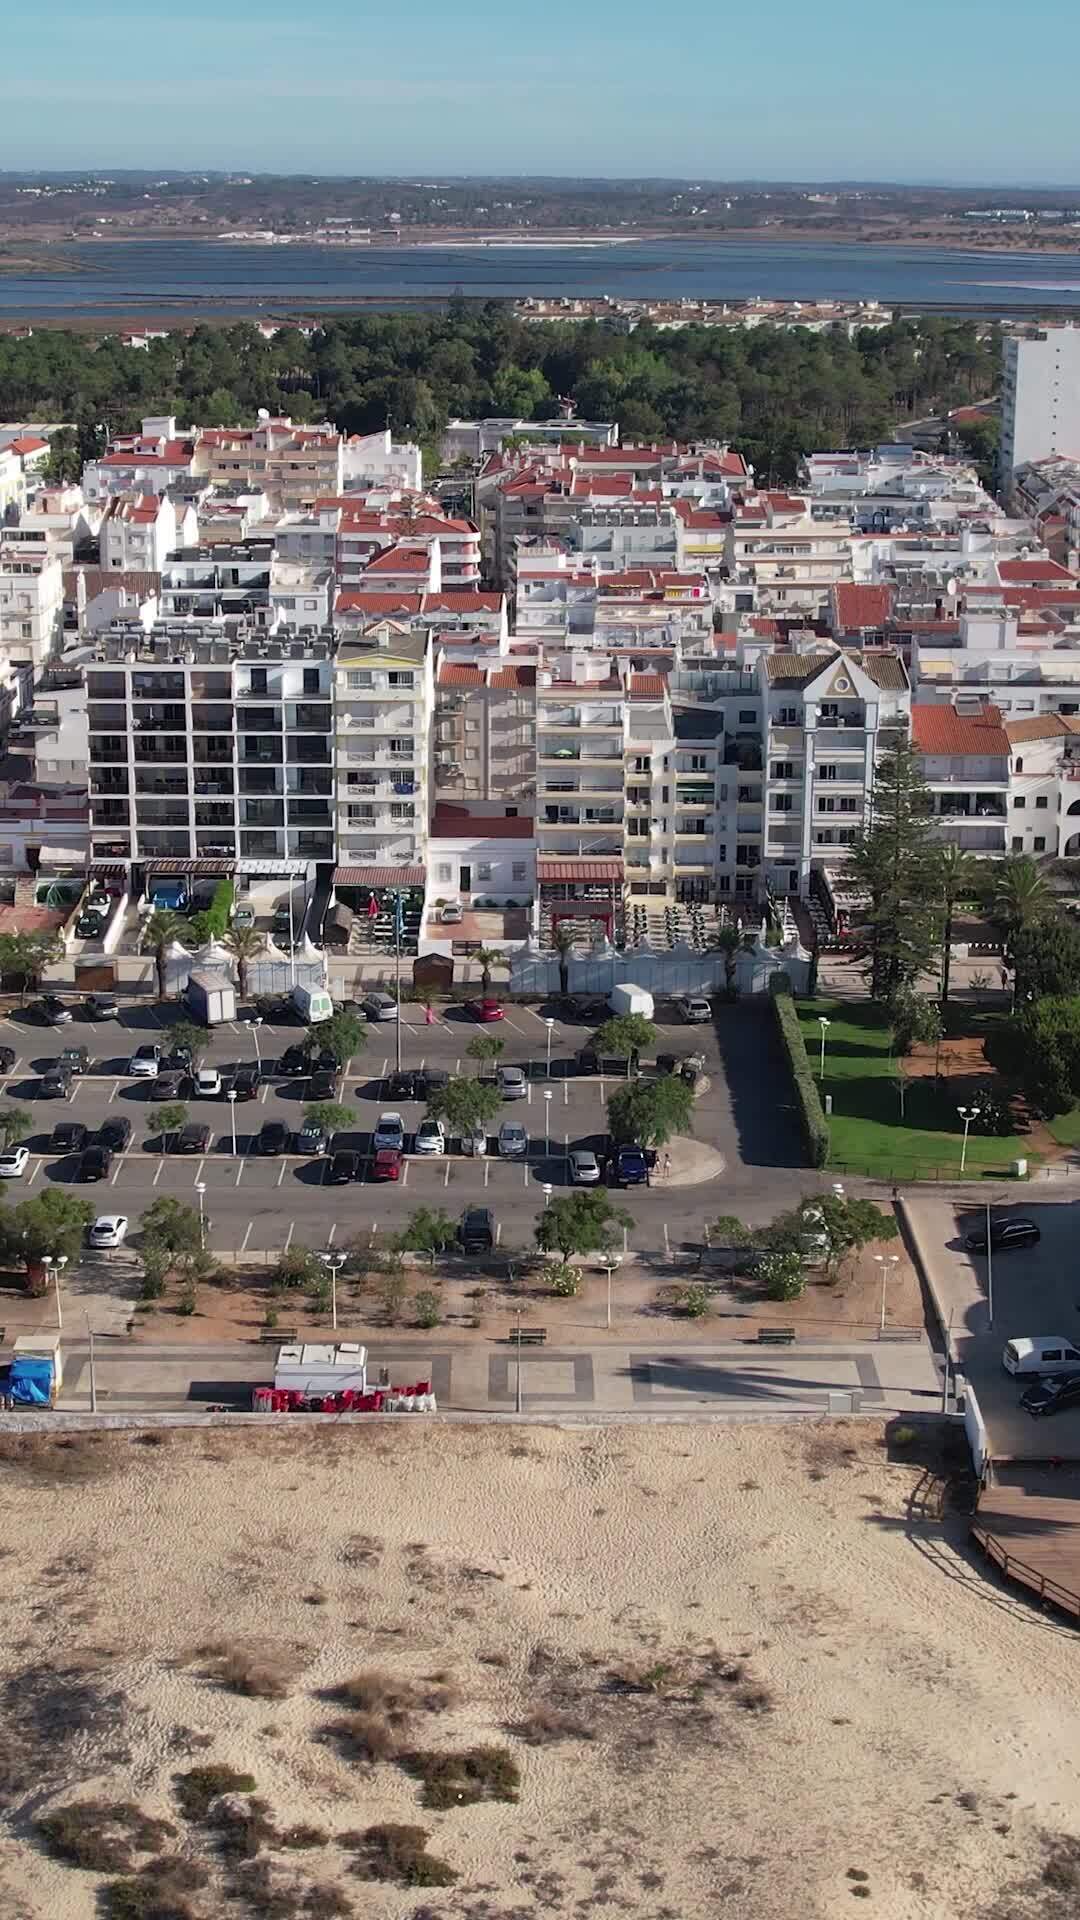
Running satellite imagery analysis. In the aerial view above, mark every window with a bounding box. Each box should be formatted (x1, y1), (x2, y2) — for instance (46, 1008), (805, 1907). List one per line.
(389, 737), (413, 754)
(819, 764), (837, 781)
(1036, 795), (1049, 809)
(777, 706), (798, 724)
(1011, 836), (1023, 851)
(837, 828), (857, 846)
(465, 720), (481, 733)
(739, 709), (756, 724)
(388, 671), (414, 688)
(839, 797), (858, 814)
(475, 863), (492, 883)
(1014, 796), (1026, 809)
(303, 667), (320, 694)
(249, 668), (267, 695)
(436, 863), (452, 884)
(772, 761), (794, 779)
(1034, 836), (1046, 852)
(346, 671), (373, 689)
(389, 804), (414, 821)
(512, 861), (527, 883)
(818, 797), (836, 813)
(465, 748), (479, 761)
(772, 794), (793, 813)
(815, 829), (834, 845)
(688, 754), (707, 771)
(1014, 756), (1024, 772)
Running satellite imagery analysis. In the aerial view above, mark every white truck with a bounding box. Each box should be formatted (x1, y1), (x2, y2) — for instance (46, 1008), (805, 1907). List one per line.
(607, 983), (655, 1020)
(290, 983), (334, 1024)
(185, 969), (237, 1026)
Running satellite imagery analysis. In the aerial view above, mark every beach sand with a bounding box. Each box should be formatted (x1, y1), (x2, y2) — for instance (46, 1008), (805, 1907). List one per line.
(0, 1419), (1076, 1920)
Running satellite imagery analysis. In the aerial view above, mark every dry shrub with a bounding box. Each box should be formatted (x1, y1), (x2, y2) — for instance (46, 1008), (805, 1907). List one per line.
(36, 1800), (174, 1874)
(0, 1660), (127, 1804)
(1044, 1836), (1080, 1891)
(102, 1857), (209, 1920)
(330, 1669), (421, 1722)
(348, 1822), (458, 1888)
(0, 1431), (120, 1487)
(175, 1763), (256, 1821)
(736, 1683), (775, 1714)
(212, 1794), (279, 1859)
(280, 1823), (328, 1849)
(399, 1745), (520, 1811)
(510, 1705), (594, 1746)
(304, 1887), (353, 1918)
(326, 1711), (401, 1764)
(207, 1641), (305, 1701)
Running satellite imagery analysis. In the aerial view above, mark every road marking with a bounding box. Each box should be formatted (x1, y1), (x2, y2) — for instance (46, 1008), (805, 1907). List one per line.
(380, 1055), (389, 1078)
(522, 1165), (529, 1188)
(526, 1082), (533, 1105)
(27, 1157), (42, 1186)
(194, 1156), (206, 1184)
(454, 1056), (461, 1074)
(240, 1221), (253, 1253)
(501, 1015), (528, 1035)
(663, 1221), (671, 1258)
(110, 1154), (123, 1186)
(443, 1160), (451, 1187)
(563, 1079), (569, 1106)
(327, 1220), (337, 1245)
(260, 1082), (270, 1103)
(400, 1159), (409, 1184)
(495, 1221), (503, 1246)
(284, 1219), (295, 1249)
(109, 1079), (121, 1104)
(484, 1158), (490, 1187)
(153, 1159), (164, 1186)
(277, 1157), (287, 1186)
(235, 1157), (245, 1187)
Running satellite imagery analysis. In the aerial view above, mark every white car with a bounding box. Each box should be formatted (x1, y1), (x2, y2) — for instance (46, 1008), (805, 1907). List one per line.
(128, 1045), (161, 1078)
(498, 1121), (528, 1159)
(195, 1067), (223, 1097)
(361, 993), (399, 1022)
(498, 1066), (528, 1100)
(373, 1112), (406, 1151)
(88, 1214), (128, 1249)
(569, 1148), (601, 1185)
(0, 1146), (29, 1178)
(413, 1117), (446, 1156)
(680, 996), (712, 1024)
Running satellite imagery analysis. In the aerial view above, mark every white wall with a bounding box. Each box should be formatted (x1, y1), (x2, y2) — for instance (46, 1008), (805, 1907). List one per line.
(428, 838), (535, 902)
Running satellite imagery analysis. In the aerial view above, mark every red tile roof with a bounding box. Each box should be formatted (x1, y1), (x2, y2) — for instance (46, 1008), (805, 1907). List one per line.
(422, 592), (502, 614)
(8, 435), (49, 456)
(431, 805), (534, 840)
(832, 582), (895, 632)
(537, 858), (623, 881)
(965, 586), (1080, 612)
(629, 673), (666, 698)
(489, 664), (536, 689)
(364, 546), (429, 574)
(334, 865), (424, 887)
(335, 591), (423, 615)
(911, 702), (1009, 756)
(997, 558), (1077, 585)
(437, 664), (484, 688)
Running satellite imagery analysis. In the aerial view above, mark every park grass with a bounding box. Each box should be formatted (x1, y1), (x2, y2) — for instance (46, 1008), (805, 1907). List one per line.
(797, 999), (1038, 1180)
(1047, 1106), (1080, 1149)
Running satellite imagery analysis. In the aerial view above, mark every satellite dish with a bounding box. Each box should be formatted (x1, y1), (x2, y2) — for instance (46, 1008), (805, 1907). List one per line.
(257, 408), (270, 421)
(946, 578), (957, 597)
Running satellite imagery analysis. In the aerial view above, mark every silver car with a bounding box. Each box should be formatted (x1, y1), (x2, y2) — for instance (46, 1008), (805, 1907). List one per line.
(413, 1117), (446, 1156)
(497, 1121), (528, 1159)
(361, 993), (399, 1022)
(498, 1066), (527, 1100)
(680, 996), (712, 1024)
(569, 1148), (601, 1185)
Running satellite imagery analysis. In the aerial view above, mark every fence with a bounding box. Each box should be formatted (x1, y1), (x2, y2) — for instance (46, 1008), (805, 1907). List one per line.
(508, 943), (811, 999)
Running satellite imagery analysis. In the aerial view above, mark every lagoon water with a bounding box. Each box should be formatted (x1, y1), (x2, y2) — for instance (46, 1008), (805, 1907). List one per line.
(4, 236), (1080, 318)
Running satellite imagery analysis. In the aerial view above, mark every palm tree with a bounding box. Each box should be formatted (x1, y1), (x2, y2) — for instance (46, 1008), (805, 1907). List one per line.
(712, 925), (741, 1000)
(223, 925), (267, 1003)
(936, 845), (976, 1008)
(475, 947), (503, 996)
(553, 923), (576, 997)
(992, 855), (1049, 956)
(141, 910), (183, 1000)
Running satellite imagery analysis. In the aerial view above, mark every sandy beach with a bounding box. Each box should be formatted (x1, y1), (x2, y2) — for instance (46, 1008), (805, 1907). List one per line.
(0, 1419), (1077, 1920)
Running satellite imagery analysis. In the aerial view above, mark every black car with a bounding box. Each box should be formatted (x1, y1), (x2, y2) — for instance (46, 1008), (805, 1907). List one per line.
(177, 1122), (212, 1154)
(563, 995), (607, 1022)
(75, 911), (107, 939)
(459, 1205), (495, 1254)
(58, 1045), (90, 1076)
(258, 1120), (290, 1156)
(309, 1047), (339, 1074)
(162, 1045), (194, 1074)
(328, 1149), (360, 1183)
(40, 1066), (73, 1099)
(51, 1121), (89, 1153)
(37, 995), (73, 1026)
(384, 1069), (418, 1100)
(964, 1217), (1041, 1254)
(415, 1068), (450, 1099)
(307, 1068), (338, 1101)
(0, 1046), (14, 1074)
(1020, 1374), (1080, 1417)
(277, 1045), (311, 1077)
(578, 1044), (640, 1077)
(230, 1065), (261, 1101)
(97, 1116), (132, 1152)
(79, 1145), (112, 1182)
(295, 1121), (329, 1157)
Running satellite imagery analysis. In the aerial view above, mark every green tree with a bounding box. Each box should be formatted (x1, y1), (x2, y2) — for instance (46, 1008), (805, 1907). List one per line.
(303, 1101), (354, 1137)
(997, 994), (1080, 1114)
(313, 1009), (366, 1068)
(140, 910), (185, 999)
(0, 930), (63, 1003)
(1009, 915), (1080, 1003)
(149, 1102), (189, 1152)
(467, 1033), (505, 1078)
(712, 924), (743, 998)
(535, 1190), (631, 1262)
(0, 1106), (31, 1152)
(991, 854), (1050, 957)
(140, 1196), (202, 1255)
(847, 735), (938, 1007)
(797, 1192), (898, 1279)
(396, 1207), (457, 1266)
(222, 925), (266, 1001)
(711, 1213), (755, 1249)
(935, 844), (977, 1007)
(272, 1245), (325, 1292)
(553, 924), (576, 997)
(759, 1249), (807, 1301)
(607, 1074), (695, 1148)
(890, 990), (942, 1057)
(166, 1019), (208, 1068)
(3, 1188), (94, 1269)
(413, 1288), (442, 1328)
(591, 1013), (654, 1077)
(426, 1076), (502, 1139)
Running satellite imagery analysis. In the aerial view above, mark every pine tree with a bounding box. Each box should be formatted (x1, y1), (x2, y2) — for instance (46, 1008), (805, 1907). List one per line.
(848, 735), (938, 1008)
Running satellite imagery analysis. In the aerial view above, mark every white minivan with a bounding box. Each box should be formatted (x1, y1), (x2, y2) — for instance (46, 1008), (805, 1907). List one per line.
(290, 984), (334, 1024)
(1003, 1336), (1080, 1377)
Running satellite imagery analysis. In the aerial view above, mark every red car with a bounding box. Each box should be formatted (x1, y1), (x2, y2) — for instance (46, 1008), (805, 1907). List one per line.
(371, 1148), (403, 1182)
(467, 998), (504, 1023)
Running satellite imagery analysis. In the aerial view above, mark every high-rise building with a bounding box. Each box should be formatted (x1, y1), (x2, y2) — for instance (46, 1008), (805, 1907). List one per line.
(1001, 326), (1080, 490)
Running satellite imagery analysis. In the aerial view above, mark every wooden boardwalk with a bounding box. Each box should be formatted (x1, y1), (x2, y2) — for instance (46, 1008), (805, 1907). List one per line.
(971, 1485), (1080, 1620)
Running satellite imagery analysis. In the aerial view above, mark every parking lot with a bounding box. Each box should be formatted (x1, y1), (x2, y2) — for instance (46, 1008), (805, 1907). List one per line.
(0, 993), (808, 1255)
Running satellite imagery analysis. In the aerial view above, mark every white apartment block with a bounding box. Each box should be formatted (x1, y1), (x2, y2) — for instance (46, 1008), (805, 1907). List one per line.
(341, 428), (422, 492)
(332, 630), (433, 881)
(1001, 326), (1080, 489)
(434, 658), (536, 805)
(100, 492), (195, 573)
(0, 546), (65, 667)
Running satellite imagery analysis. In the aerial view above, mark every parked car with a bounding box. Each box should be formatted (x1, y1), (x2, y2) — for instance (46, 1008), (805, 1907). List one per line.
(277, 1045), (311, 1078)
(229, 1065), (261, 1101)
(75, 910), (107, 940)
(258, 1120), (290, 1156)
(40, 1066), (74, 1100)
(498, 1121), (528, 1159)
(460, 1127), (488, 1158)
(51, 1121), (88, 1153)
(563, 995), (607, 1022)
(415, 1067), (450, 1099)
(610, 1144), (649, 1188)
(656, 1051), (705, 1084)
(360, 992), (399, 1022)
(128, 1044), (161, 1078)
(569, 1148), (601, 1185)
(195, 1067), (222, 1098)
(58, 1045), (90, 1076)
(37, 995), (73, 1026)
(1002, 1336), (1080, 1376)
(578, 1043), (640, 1077)
(497, 1066), (528, 1100)
(1020, 1373), (1080, 1417)
(459, 1206), (495, 1253)
(162, 1045), (193, 1075)
(439, 902), (463, 924)
(97, 1116), (132, 1152)
(678, 995), (712, 1024)
(965, 1217), (1041, 1254)
(177, 1123), (211, 1154)
(370, 1148), (402, 1182)
(307, 1068), (339, 1101)
(414, 1117), (446, 1156)
(295, 1121), (329, 1157)
(231, 904), (256, 930)
(467, 998), (504, 1023)
(373, 1112), (405, 1151)
(88, 1214), (128, 1248)
(385, 1069), (418, 1100)
(0, 1046), (15, 1073)
(79, 1145), (112, 1181)
(84, 992), (119, 1021)
(154, 1072), (185, 1100)
(0, 1146), (29, 1178)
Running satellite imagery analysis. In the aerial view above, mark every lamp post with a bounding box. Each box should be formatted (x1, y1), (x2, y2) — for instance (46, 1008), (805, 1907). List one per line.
(320, 1248), (346, 1331)
(251, 1015), (263, 1068)
(818, 1014), (831, 1082)
(44, 1253), (68, 1332)
(874, 1253), (900, 1337)
(957, 1105), (974, 1176)
(513, 1305), (524, 1416)
(227, 1088), (238, 1156)
(195, 1181), (207, 1251)
(544, 1016), (555, 1080)
(602, 1257), (617, 1332)
(985, 1194), (997, 1330)
(87, 1317), (97, 1414)
(543, 1088), (553, 1159)
(541, 1182), (553, 1210)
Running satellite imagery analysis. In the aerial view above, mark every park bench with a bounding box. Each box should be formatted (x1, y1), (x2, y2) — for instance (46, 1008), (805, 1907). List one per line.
(258, 1325), (299, 1343)
(510, 1327), (547, 1347)
(757, 1326), (796, 1346)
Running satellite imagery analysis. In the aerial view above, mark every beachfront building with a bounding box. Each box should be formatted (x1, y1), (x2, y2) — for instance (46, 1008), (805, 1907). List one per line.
(99, 492), (195, 574)
(1001, 325), (1080, 493)
(0, 544), (65, 668)
(331, 627), (434, 890)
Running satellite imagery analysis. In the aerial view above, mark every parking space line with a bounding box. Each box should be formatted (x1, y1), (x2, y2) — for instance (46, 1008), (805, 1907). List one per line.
(28, 1157), (42, 1186)
(443, 1161), (451, 1187)
(454, 1057), (461, 1074)
(380, 1056), (389, 1078)
(484, 1159), (490, 1187)
(276, 1158), (287, 1186)
(522, 1165), (529, 1188)
(109, 1079), (121, 1103)
(663, 1222), (671, 1258)
(110, 1154), (124, 1186)
(153, 1160), (164, 1186)
(526, 1083), (533, 1105)
(235, 1157), (245, 1187)
(495, 1221), (503, 1246)
(284, 1220), (294, 1249)
(563, 1079), (570, 1105)
(327, 1220), (337, 1245)
(260, 1083), (270, 1103)
(400, 1160), (409, 1184)
(240, 1221), (253, 1253)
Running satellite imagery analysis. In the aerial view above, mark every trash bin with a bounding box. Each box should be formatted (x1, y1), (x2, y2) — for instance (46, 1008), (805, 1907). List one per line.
(1012, 1157), (1028, 1179)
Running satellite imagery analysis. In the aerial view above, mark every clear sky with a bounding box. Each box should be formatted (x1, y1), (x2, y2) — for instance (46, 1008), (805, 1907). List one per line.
(3, 0), (1078, 185)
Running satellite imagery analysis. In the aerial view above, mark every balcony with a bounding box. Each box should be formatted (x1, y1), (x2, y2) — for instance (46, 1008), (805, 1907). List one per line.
(195, 803), (236, 829)
(196, 832), (237, 856)
(88, 704), (128, 733)
(239, 740), (284, 765)
(289, 832), (334, 860)
(241, 801), (285, 828)
(92, 802), (130, 827)
(190, 674), (231, 700)
(193, 741), (235, 766)
(288, 800), (332, 825)
(137, 830), (190, 857)
(288, 740), (331, 766)
(89, 741), (127, 765)
(237, 707), (282, 732)
(288, 703), (332, 731)
(132, 674), (184, 700)
(132, 705), (187, 732)
(937, 796), (1007, 820)
(134, 739), (188, 764)
(192, 776), (234, 799)
(191, 705), (234, 732)
(86, 673), (127, 700)
(92, 838), (132, 860)
(240, 830), (282, 858)
(90, 772), (129, 797)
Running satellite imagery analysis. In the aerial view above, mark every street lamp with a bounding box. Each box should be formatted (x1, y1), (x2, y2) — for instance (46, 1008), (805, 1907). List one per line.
(957, 1105), (974, 1175)
(195, 1181), (207, 1251)
(227, 1088), (238, 1156)
(44, 1252), (69, 1332)
(544, 1016), (555, 1080)
(818, 1015), (831, 1081)
(873, 1253), (900, 1336)
(541, 1182), (553, 1210)
(251, 1015), (263, 1067)
(543, 1088), (553, 1158)
(86, 1314), (97, 1414)
(319, 1248), (346, 1331)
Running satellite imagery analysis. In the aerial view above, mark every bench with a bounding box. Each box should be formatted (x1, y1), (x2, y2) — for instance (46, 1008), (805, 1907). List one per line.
(259, 1326), (299, 1343)
(757, 1326), (796, 1346)
(510, 1327), (547, 1347)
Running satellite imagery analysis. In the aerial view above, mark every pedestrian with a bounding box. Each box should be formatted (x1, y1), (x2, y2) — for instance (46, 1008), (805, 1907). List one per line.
(424, 1003), (435, 1026)
(662, 1151), (672, 1180)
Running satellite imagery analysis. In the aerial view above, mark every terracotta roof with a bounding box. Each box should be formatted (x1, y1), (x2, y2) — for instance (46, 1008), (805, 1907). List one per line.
(629, 673), (666, 698)
(855, 651), (908, 691)
(8, 435), (49, 456)
(762, 652), (838, 686)
(421, 592), (502, 614)
(1003, 715), (1070, 744)
(364, 546), (430, 574)
(431, 805), (534, 840)
(334, 865), (424, 887)
(335, 591), (423, 616)
(438, 664), (484, 689)
(997, 558), (1077, 584)
(832, 582), (895, 631)
(911, 702), (1009, 756)
(489, 665), (536, 689)
(537, 858), (623, 882)
(965, 586), (1080, 611)
(63, 565), (160, 602)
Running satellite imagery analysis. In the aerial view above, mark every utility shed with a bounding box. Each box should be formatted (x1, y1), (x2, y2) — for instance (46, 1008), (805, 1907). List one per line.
(273, 1342), (368, 1395)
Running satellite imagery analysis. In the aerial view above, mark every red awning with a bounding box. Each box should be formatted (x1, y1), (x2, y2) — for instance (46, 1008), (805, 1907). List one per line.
(536, 859), (623, 882)
(334, 866), (425, 887)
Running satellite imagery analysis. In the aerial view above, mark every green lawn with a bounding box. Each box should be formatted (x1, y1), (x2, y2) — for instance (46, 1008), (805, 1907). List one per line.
(1048, 1107), (1080, 1149)
(797, 999), (1037, 1181)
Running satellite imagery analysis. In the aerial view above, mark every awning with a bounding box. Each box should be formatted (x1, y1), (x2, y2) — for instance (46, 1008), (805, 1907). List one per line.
(36, 846), (88, 867)
(147, 858), (236, 877)
(334, 866), (425, 888)
(537, 859), (623, 883)
(90, 862), (129, 879)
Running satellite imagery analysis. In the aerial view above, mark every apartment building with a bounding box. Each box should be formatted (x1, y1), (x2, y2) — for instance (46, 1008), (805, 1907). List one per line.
(441, 417), (617, 461)
(727, 494), (853, 615)
(86, 626), (335, 870)
(434, 659), (536, 805)
(1001, 325), (1080, 490)
(0, 545), (65, 667)
(100, 492), (195, 573)
(1005, 715), (1080, 859)
(332, 629), (433, 884)
(195, 420), (344, 507)
(82, 423), (200, 503)
(158, 543), (274, 626)
(910, 702), (1009, 856)
(341, 427), (423, 492)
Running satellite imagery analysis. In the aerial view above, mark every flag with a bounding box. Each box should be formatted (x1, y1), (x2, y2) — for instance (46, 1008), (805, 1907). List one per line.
(367, 892), (379, 921)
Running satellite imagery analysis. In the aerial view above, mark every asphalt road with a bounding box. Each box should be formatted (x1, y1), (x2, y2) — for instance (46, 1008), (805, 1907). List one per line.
(0, 995), (814, 1257)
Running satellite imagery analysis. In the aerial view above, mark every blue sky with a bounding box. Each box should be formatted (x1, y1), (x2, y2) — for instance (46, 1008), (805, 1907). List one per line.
(3, 0), (1078, 184)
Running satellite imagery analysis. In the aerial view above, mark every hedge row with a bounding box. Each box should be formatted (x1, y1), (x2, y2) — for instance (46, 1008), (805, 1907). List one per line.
(769, 975), (830, 1168)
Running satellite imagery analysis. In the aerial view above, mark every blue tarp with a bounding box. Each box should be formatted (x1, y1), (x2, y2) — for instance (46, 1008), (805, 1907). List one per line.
(8, 1358), (54, 1407)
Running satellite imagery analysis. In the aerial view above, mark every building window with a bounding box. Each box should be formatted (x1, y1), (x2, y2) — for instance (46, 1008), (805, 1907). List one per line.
(475, 863), (492, 882)
(1014, 756), (1024, 772)
(512, 862), (527, 883)
(303, 667), (320, 693)
(1034, 836), (1046, 852)
(739, 709), (756, 724)
(436, 863), (452, 884)
(778, 706), (798, 724)
(818, 797), (836, 813)
(249, 668), (267, 694)
(1011, 836), (1023, 851)
(347, 671), (373, 689)
(1014, 796), (1026, 808)
(773, 795), (793, 813)
(839, 797), (858, 813)
(1036, 795), (1049, 809)
(819, 764), (837, 781)
(772, 761), (794, 780)
(388, 671), (414, 688)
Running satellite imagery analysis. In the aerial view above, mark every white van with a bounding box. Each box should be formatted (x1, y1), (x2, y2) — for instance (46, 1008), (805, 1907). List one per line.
(607, 983), (655, 1021)
(290, 984), (334, 1025)
(1002, 1336), (1080, 1377)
